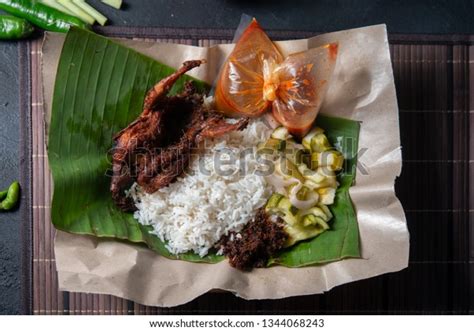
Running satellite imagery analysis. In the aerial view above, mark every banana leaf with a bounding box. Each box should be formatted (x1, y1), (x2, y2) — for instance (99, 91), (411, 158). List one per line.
(49, 27), (360, 267)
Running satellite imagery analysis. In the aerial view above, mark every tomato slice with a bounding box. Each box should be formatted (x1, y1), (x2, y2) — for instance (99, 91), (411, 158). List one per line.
(215, 19), (283, 117)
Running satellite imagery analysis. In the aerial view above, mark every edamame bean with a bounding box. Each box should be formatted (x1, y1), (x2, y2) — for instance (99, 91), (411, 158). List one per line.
(0, 181), (20, 211)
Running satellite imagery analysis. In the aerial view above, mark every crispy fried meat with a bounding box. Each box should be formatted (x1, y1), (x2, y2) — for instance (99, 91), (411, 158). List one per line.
(110, 60), (249, 211)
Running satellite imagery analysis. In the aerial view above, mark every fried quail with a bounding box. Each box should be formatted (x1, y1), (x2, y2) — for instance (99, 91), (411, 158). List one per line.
(110, 60), (249, 211)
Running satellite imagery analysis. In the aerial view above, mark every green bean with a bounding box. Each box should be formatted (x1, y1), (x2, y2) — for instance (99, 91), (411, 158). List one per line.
(0, 181), (20, 211)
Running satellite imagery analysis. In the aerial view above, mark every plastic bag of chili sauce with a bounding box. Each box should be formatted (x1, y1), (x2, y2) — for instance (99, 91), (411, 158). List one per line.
(214, 18), (339, 137)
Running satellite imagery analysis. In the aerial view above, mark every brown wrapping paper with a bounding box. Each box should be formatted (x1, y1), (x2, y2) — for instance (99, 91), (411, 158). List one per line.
(41, 24), (409, 307)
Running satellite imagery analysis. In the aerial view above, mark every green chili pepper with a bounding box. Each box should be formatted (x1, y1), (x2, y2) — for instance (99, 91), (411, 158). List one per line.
(0, 15), (34, 39)
(0, 0), (90, 33)
(0, 190), (7, 201)
(0, 181), (20, 211)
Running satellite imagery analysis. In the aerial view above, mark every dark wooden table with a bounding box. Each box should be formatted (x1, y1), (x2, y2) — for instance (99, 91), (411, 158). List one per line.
(1, 0), (474, 315)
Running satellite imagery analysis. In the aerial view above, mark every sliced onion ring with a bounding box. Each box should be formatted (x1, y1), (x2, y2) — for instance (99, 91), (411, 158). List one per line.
(289, 182), (319, 209)
(266, 174), (300, 195)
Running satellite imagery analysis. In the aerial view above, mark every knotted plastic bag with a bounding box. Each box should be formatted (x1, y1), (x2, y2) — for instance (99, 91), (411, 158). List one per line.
(215, 19), (338, 136)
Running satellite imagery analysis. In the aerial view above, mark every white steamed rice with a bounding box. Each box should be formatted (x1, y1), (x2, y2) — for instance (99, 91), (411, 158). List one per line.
(130, 119), (272, 257)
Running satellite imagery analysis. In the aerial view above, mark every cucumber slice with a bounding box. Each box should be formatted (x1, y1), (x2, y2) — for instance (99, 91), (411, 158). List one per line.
(266, 209), (298, 225)
(330, 151), (344, 171)
(263, 137), (286, 151)
(284, 139), (308, 165)
(278, 196), (299, 216)
(275, 157), (305, 182)
(276, 210), (298, 226)
(265, 194), (298, 226)
(302, 214), (317, 226)
(318, 187), (336, 205)
(284, 219), (329, 247)
(298, 206), (329, 221)
(310, 133), (332, 153)
(312, 150), (344, 171)
(309, 216), (329, 230)
(266, 193), (284, 209)
(302, 165), (337, 188)
(297, 163), (317, 181)
(319, 168), (338, 188)
(298, 164), (325, 184)
(309, 152), (318, 170)
(302, 127), (324, 150)
(271, 126), (291, 140)
(302, 179), (318, 190)
(301, 215), (329, 228)
(276, 196), (292, 210)
(317, 203), (333, 220)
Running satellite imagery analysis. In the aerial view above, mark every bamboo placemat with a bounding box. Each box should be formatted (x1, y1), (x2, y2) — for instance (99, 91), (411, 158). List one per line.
(23, 27), (474, 314)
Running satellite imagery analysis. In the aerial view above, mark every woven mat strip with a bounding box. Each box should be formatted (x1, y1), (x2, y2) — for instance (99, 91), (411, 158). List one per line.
(30, 31), (474, 314)
(31, 37), (62, 315)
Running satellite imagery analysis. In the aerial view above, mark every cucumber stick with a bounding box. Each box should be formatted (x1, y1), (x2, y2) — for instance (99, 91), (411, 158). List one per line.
(101, 0), (122, 9)
(40, 0), (75, 16)
(57, 0), (95, 24)
(73, 0), (107, 26)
